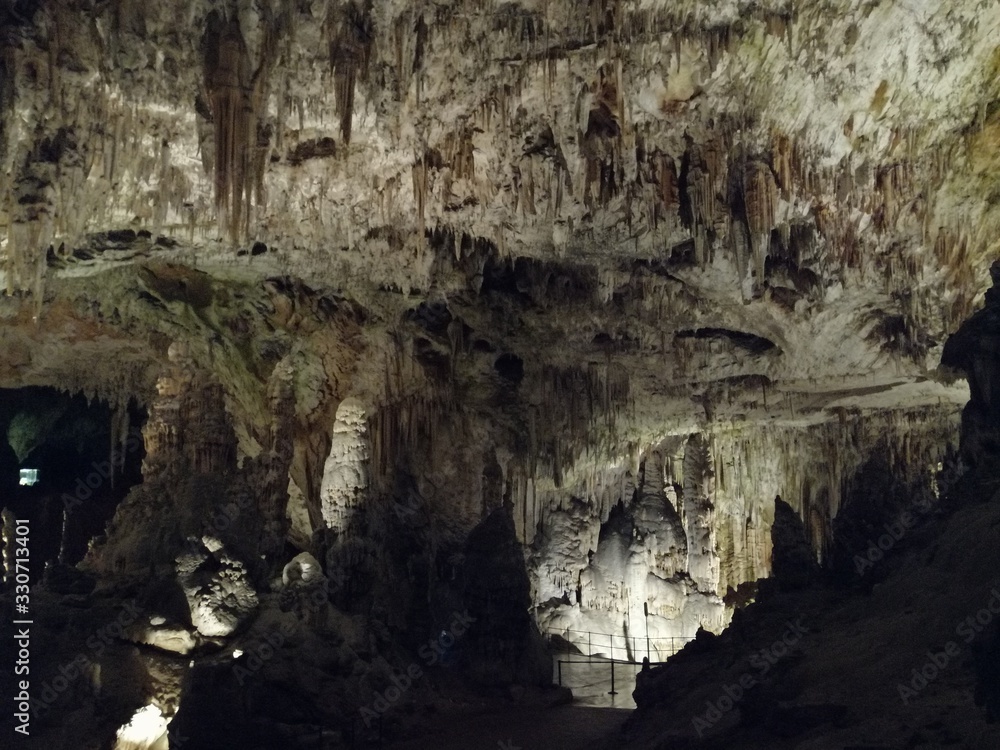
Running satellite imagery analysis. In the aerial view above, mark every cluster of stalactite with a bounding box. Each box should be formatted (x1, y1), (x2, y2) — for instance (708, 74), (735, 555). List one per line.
(326, 0), (374, 146)
(533, 362), (632, 481)
(203, 12), (253, 243)
(0, 0), (987, 392)
(201, 7), (283, 243)
(527, 402), (961, 657)
(388, 8), (983, 344)
(367, 393), (455, 492)
(743, 160), (779, 288)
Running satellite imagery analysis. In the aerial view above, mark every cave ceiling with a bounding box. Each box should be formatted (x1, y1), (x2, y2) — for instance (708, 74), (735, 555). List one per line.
(0, 0), (994, 468)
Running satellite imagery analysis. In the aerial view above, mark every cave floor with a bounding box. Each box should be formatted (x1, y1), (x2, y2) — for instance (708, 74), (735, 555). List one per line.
(552, 657), (646, 708)
(384, 705), (629, 750)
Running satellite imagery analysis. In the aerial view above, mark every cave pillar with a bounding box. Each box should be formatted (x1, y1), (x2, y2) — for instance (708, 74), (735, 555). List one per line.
(682, 434), (720, 593)
(253, 357), (297, 559)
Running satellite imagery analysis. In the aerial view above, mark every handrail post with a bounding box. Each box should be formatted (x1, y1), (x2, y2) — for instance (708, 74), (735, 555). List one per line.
(608, 659), (617, 695)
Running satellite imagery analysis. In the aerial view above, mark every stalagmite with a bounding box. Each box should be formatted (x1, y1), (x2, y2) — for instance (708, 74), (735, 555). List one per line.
(320, 398), (371, 532)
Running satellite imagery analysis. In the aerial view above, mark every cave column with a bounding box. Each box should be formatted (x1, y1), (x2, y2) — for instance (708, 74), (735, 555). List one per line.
(255, 357), (297, 558)
(682, 434), (720, 593)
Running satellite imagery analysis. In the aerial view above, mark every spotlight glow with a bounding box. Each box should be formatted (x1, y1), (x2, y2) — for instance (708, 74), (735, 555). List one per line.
(113, 704), (169, 750)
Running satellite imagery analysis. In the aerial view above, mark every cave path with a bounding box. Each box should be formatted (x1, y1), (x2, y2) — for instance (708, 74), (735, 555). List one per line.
(384, 705), (630, 750)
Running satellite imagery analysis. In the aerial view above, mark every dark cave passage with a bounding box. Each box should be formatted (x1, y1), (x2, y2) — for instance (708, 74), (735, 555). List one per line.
(0, 387), (145, 579)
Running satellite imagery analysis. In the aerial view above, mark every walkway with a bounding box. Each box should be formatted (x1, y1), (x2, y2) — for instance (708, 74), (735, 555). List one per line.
(554, 656), (648, 708)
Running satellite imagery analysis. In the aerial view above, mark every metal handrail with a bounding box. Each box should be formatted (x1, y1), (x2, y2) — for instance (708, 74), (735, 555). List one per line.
(543, 627), (694, 662)
(554, 657), (670, 665)
(553, 656), (673, 697)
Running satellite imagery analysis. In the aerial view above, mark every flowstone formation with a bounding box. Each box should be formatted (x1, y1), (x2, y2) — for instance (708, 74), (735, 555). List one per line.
(0, 0), (994, 747)
(530, 406), (960, 656)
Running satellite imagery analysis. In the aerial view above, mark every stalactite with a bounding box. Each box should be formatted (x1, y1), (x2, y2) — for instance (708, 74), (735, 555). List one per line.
(412, 156), (427, 242)
(200, 5), (283, 243)
(445, 129), (475, 182)
(327, 0), (374, 146)
(771, 131), (800, 197)
(655, 152), (679, 212)
(204, 14), (252, 243)
(744, 161), (778, 286)
(0, 43), (15, 175)
(875, 162), (913, 232)
(6, 211), (52, 304)
(686, 158), (714, 267)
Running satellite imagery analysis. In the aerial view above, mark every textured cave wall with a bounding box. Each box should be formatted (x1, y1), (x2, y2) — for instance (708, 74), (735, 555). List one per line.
(301, 363), (960, 661)
(2, 0), (999, 361)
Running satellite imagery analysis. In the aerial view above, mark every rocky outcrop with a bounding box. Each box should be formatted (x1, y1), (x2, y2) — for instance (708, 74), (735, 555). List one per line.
(461, 509), (551, 687)
(943, 260), (1000, 465)
(769, 496), (816, 590)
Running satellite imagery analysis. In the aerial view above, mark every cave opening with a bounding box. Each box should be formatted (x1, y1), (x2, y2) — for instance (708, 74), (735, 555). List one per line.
(0, 387), (146, 578)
